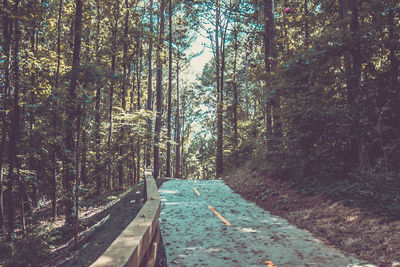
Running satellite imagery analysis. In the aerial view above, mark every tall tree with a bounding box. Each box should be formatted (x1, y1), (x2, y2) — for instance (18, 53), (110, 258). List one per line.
(174, 49), (181, 178)
(6, 0), (22, 238)
(136, 20), (144, 183)
(146, 0), (154, 168)
(119, 0), (130, 187)
(94, 0), (103, 192)
(232, 22), (239, 147)
(0, 0), (12, 239)
(64, 0), (82, 226)
(215, 0), (223, 177)
(166, 0), (173, 177)
(263, 0), (273, 148)
(106, 0), (120, 189)
(51, 0), (64, 220)
(154, 0), (166, 178)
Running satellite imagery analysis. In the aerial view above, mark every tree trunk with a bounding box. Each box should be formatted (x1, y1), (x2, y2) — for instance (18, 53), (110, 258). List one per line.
(130, 138), (137, 186)
(154, 0), (166, 178)
(174, 55), (180, 178)
(215, 0), (223, 177)
(17, 168), (25, 233)
(0, 129), (6, 238)
(28, 17), (39, 212)
(51, 0), (63, 220)
(166, 0), (173, 177)
(136, 52), (143, 183)
(263, 0), (273, 149)
(6, 0), (21, 238)
(341, 0), (363, 167)
(80, 111), (87, 185)
(244, 41), (250, 119)
(181, 91), (186, 178)
(93, 0), (103, 193)
(118, 0), (130, 188)
(136, 25), (144, 183)
(107, 0), (120, 189)
(146, 0), (154, 168)
(232, 23), (238, 147)
(74, 106), (81, 248)
(64, 0), (82, 226)
(0, 0), (12, 239)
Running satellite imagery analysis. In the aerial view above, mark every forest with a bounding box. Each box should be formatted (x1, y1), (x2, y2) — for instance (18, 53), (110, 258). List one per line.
(0, 0), (399, 265)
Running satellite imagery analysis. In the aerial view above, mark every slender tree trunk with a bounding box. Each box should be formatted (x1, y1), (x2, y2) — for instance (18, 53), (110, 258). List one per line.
(244, 42), (250, 119)
(136, 26), (143, 182)
(232, 23), (238, 147)
(215, 0), (223, 177)
(263, 0), (273, 148)
(28, 20), (39, 211)
(6, 0), (21, 238)
(219, 18), (228, 155)
(122, 0), (129, 113)
(0, 131), (6, 239)
(80, 111), (87, 185)
(64, 0), (82, 226)
(342, 0), (363, 166)
(74, 106), (81, 248)
(51, 0), (63, 220)
(0, 0), (12, 239)
(129, 138), (136, 186)
(181, 91), (186, 178)
(146, 0), (154, 168)
(174, 56), (180, 178)
(136, 53), (142, 183)
(119, 0), (130, 188)
(107, 0), (120, 189)
(132, 151), (137, 186)
(166, 0), (173, 177)
(17, 168), (25, 233)
(350, 1), (367, 168)
(129, 61), (136, 185)
(154, 0), (166, 178)
(0, 139), (5, 238)
(129, 60), (135, 113)
(94, 0), (102, 192)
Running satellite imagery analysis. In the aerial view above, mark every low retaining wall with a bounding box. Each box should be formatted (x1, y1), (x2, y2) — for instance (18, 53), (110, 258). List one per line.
(90, 169), (161, 267)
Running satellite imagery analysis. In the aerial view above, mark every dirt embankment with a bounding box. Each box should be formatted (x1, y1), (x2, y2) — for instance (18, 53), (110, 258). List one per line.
(223, 168), (400, 267)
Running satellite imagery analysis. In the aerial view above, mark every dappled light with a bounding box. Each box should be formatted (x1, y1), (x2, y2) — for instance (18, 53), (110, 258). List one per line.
(0, 0), (399, 265)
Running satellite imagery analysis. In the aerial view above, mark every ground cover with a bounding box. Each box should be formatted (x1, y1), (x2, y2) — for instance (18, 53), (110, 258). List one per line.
(1, 183), (146, 266)
(223, 168), (400, 267)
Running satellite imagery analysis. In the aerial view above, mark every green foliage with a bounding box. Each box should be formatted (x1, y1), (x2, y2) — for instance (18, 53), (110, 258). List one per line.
(190, 0), (400, 218)
(1, 230), (51, 267)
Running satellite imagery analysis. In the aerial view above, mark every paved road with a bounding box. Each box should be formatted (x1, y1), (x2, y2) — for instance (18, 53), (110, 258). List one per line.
(159, 180), (374, 267)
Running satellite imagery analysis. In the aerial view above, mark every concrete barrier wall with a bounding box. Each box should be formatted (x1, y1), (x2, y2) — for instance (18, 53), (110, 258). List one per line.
(90, 169), (161, 267)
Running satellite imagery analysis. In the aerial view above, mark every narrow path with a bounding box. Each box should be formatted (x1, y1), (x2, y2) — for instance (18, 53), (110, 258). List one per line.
(159, 180), (374, 267)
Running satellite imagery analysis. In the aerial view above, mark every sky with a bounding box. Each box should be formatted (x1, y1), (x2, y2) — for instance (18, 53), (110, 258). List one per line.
(183, 29), (213, 83)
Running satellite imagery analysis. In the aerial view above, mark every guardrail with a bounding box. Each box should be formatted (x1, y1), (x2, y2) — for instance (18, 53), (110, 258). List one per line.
(90, 168), (161, 267)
